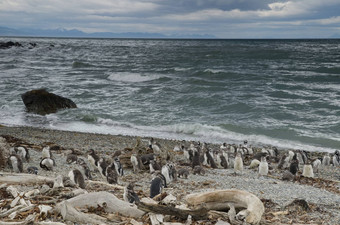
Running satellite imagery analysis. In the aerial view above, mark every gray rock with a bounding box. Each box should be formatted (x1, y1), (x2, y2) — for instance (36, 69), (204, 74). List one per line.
(21, 89), (77, 115)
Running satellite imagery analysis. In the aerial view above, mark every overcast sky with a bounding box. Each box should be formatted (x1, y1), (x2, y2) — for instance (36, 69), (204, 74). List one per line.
(1, 0), (340, 38)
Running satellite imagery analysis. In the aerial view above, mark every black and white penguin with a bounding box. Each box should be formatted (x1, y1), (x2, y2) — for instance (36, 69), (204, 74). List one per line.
(106, 162), (118, 184)
(123, 183), (140, 204)
(97, 158), (108, 178)
(218, 152), (229, 169)
(88, 149), (99, 170)
(40, 157), (55, 171)
(289, 159), (299, 175)
(113, 157), (123, 176)
(207, 149), (217, 168)
(16, 146), (30, 162)
(234, 152), (243, 174)
(149, 159), (161, 174)
(27, 166), (38, 175)
(150, 176), (164, 198)
(149, 138), (161, 154)
(8, 154), (23, 173)
(68, 169), (86, 189)
(78, 160), (92, 180)
(332, 150), (339, 166)
(161, 164), (172, 185)
(259, 156), (268, 176)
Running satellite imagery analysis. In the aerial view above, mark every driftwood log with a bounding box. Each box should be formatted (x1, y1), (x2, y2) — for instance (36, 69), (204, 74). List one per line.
(137, 198), (209, 220)
(0, 173), (54, 185)
(185, 189), (264, 225)
(55, 191), (144, 218)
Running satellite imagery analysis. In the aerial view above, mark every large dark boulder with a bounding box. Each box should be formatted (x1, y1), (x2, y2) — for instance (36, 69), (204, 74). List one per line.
(21, 89), (77, 115)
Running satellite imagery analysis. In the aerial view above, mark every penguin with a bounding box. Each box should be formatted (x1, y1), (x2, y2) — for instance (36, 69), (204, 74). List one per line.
(220, 142), (227, 151)
(68, 169), (86, 189)
(16, 146), (30, 162)
(8, 154), (23, 173)
(88, 149), (99, 170)
(234, 152), (243, 174)
(161, 164), (172, 185)
(191, 148), (201, 169)
(322, 153), (331, 166)
(302, 163), (314, 178)
(312, 158), (322, 173)
(249, 159), (260, 169)
(149, 138), (161, 154)
(150, 176), (164, 198)
(113, 157), (123, 176)
(205, 149), (217, 168)
(106, 162), (118, 184)
(183, 147), (193, 163)
(141, 154), (154, 166)
(289, 159), (299, 175)
(153, 171), (167, 187)
(193, 165), (205, 175)
(258, 156), (268, 176)
(27, 166), (38, 175)
(177, 168), (189, 179)
(66, 154), (78, 164)
(40, 157), (55, 171)
(42, 146), (53, 159)
(219, 152), (229, 169)
(123, 183), (140, 204)
(332, 150), (339, 166)
(149, 159), (161, 174)
(130, 154), (140, 173)
(78, 160), (92, 180)
(97, 158), (108, 178)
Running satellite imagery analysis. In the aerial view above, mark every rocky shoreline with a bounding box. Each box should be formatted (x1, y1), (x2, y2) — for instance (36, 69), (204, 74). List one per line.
(0, 125), (339, 224)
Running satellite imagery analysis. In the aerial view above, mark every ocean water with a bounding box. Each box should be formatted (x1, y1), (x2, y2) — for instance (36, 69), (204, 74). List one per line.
(0, 37), (339, 153)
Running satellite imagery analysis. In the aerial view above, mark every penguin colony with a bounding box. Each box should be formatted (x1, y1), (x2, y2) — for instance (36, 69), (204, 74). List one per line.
(1, 135), (339, 205)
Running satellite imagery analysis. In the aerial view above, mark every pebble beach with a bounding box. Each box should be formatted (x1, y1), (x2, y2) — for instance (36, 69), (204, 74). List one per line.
(0, 125), (340, 224)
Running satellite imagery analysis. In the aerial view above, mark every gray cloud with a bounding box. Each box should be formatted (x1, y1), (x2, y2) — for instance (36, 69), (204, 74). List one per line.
(1, 0), (340, 38)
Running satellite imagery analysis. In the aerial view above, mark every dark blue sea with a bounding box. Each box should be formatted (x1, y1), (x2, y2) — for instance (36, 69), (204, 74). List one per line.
(0, 37), (339, 152)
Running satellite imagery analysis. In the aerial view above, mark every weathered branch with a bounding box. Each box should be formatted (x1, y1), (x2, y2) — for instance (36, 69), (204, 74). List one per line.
(136, 200), (209, 220)
(0, 173), (54, 185)
(55, 191), (144, 218)
(185, 189), (264, 225)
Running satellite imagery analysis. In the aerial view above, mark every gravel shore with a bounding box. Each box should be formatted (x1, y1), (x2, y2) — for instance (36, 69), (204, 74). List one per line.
(0, 125), (339, 224)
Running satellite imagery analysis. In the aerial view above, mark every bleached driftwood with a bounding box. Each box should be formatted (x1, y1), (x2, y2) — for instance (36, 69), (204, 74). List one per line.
(185, 189), (264, 225)
(0, 173), (54, 185)
(86, 180), (124, 190)
(55, 191), (144, 218)
(137, 198), (208, 220)
(59, 202), (106, 225)
(0, 214), (35, 225)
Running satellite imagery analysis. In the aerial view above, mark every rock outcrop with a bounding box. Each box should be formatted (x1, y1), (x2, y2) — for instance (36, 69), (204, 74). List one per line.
(0, 41), (22, 49)
(21, 89), (77, 115)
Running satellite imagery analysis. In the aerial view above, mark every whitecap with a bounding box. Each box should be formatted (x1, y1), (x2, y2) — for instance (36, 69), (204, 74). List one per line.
(107, 72), (161, 83)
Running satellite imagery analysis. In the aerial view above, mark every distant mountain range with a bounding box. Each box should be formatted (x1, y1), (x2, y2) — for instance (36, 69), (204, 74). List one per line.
(0, 26), (216, 39)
